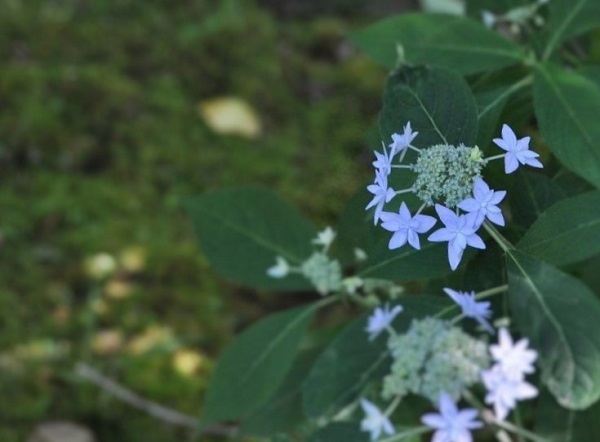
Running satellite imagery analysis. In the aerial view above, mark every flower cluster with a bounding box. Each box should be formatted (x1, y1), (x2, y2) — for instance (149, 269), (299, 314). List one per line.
(358, 286), (539, 441)
(366, 123), (542, 270)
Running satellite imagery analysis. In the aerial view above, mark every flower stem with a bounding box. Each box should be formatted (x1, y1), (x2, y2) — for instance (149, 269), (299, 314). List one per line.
(384, 394), (403, 416)
(475, 284), (508, 300)
(482, 221), (514, 253)
(395, 188), (413, 196)
(484, 153), (506, 162)
(391, 164), (413, 169)
(494, 418), (549, 442)
(379, 426), (430, 442)
(407, 144), (421, 153)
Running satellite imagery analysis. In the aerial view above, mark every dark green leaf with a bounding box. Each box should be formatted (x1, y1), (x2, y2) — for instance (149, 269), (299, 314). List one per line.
(350, 14), (524, 75)
(518, 191), (600, 266)
(201, 305), (316, 427)
(303, 296), (450, 419)
(309, 423), (367, 442)
(544, 0), (600, 59)
(535, 389), (600, 441)
(379, 66), (478, 149)
(510, 171), (566, 230)
(240, 347), (321, 437)
(534, 63), (600, 189)
(507, 250), (600, 409)
(185, 187), (316, 291)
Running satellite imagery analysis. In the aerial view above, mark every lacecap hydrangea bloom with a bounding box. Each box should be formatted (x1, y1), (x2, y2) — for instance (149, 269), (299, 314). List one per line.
(366, 122), (542, 270)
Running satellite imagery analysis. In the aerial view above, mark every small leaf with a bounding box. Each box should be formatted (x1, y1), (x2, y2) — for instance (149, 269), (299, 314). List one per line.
(199, 96), (261, 138)
(544, 0), (600, 59)
(518, 191), (600, 266)
(302, 296), (450, 419)
(379, 65), (478, 149)
(507, 250), (600, 409)
(201, 305), (317, 427)
(534, 63), (600, 189)
(350, 14), (524, 75)
(185, 187), (316, 291)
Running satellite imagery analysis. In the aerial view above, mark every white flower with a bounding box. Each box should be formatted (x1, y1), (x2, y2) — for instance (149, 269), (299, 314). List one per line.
(366, 304), (403, 341)
(421, 392), (483, 442)
(366, 170), (396, 225)
(342, 276), (363, 295)
(312, 226), (336, 249)
(490, 328), (537, 379)
(482, 365), (538, 421)
(443, 288), (494, 333)
(389, 122), (418, 158)
(493, 124), (543, 174)
(360, 398), (395, 441)
(266, 256), (289, 278)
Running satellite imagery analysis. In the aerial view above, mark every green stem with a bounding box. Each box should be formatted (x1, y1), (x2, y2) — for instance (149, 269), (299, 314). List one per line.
(479, 76), (532, 120)
(513, 406), (526, 442)
(384, 394), (403, 416)
(494, 418), (550, 442)
(379, 426), (430, 442)
(482, 221), (514, 253)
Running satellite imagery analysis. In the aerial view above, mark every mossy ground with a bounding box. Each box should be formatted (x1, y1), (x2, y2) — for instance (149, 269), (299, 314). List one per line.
(1, 1), (387, 440)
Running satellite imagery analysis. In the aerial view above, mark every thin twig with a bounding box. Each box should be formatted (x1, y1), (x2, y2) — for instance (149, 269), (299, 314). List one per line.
(75, 362), (235, 437)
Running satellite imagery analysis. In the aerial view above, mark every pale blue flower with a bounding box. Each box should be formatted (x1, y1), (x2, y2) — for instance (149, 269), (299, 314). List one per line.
(266, 256), (289, 278)
(372, 141), (394, 177)
(389, 122), (418, 157)
(493, 124), (543, 174)
(443, 288), (494, 333)
(312, 226), (336, 249)
(490, 328), (537, 378)
(428, 205), (486, 271)
(380, 202), (437, 250)
(458, 178), (506, 227)
(360, 398), (395, 441)
(421, 392), (482, 442)
(366, 170), (395, 225)
(482, 365), (538, 421)
(366, 304), (403, 341)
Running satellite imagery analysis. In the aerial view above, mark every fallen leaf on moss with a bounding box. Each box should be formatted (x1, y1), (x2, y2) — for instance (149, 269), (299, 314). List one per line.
(199, 97), (261, 138)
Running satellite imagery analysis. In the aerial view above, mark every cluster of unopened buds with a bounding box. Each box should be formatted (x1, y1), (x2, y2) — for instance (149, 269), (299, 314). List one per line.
(366, 122), (543, 270)
(360, 288), (538, 441)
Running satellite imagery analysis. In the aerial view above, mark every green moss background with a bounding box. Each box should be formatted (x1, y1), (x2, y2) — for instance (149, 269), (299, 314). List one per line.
(0, 0), (405, 440)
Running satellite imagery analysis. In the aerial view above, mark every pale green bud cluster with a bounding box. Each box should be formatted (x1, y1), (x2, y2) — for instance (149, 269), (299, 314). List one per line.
(382, 317), (489, 402)
(301, 252), (342, 295)
(412, 144), (485, 207)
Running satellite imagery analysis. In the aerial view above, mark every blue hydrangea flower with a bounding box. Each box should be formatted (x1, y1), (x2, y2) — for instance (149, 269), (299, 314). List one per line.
(372, 142), (394, 177)
(380, 202), (437, 250)
(266, 256), (290, 278)
(490, 328), (537, 378)
(421, 392), (482, 442)
(493, 124), (543, 174)
(360, 398), (395, 441)
(366, 170), (396, 225)
(482, 365), (538, 421)
(427, 205), (486, 270)
(389, 122), (418, 157)
(366, 304), (403, 341)
(443, 288), (494, 333)
(458, 177), (506, 227)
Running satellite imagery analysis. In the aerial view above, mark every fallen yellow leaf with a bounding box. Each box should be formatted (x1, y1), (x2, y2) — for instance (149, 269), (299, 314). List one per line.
(199, 97), (261, 138)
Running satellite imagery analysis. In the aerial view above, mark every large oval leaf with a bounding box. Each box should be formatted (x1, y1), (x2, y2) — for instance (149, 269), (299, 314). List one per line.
(534, 64), (600, 189)
(350, 14), (524, 75)
(185, 187), (316, 291)
(507, 250), (600, 409)
(201, 305), (316, 427)
(518, 191), (600, 266)
(309, 423), (367, 442)
(302, 296), (450, 419)
(379, 66), (478, 149)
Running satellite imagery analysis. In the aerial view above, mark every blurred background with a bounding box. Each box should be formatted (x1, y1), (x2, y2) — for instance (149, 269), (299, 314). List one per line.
(0, 0), (466, 440)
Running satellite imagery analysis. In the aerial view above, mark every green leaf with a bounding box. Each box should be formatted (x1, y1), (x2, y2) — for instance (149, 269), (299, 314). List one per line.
(544, 0), (600, 59)
(201, 305), (317, 427)
(535, 389), (600, 441)
(240, 347), (321, 437)
(507, 250), (600, 409)
(510, 171), (566, 231)
(185, 187), (316, 291)
(303, 296), (450, 419)
(534, 63), (600, 189)
(518, 191), (600, 266)
(379, 66), (478, 149)
(308, 423), (367, 442)
(350, 14), (524, 75)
